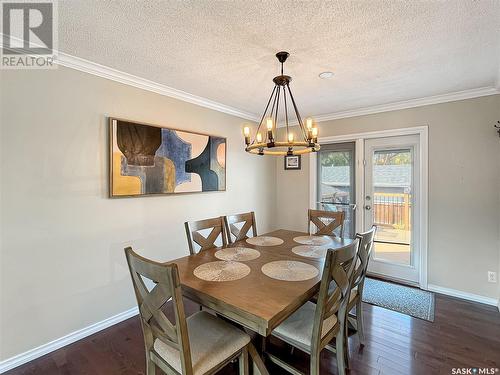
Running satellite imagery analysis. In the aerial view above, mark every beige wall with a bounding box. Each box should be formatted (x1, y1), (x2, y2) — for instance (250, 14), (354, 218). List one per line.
(0, 67), (276, 360)
(1, 65), (499, 362)
(276, 95), (500, 300)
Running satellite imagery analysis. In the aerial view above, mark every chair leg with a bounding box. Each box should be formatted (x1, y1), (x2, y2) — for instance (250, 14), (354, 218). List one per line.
(146, 358), (156, 375)
(356, 298), (365, 347)
(336, 334), (346, 375)
(239, 347), (249, 375)
(344, 320), (350, 369)
(261, 335), (267, 353)
(310, 350), (321, 375)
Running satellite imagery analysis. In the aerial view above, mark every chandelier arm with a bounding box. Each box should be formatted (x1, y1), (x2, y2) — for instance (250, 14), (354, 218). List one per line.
(265, 86), (279, 143)
(283, 84), (289, 140)
(274, 85), (281, 135)
(286, 84), (308, 141)
(253, 85), (277, 144)
(269, 85), (279, 120)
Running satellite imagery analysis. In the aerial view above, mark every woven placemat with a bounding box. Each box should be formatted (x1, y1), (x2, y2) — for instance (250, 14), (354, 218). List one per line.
(246, 236), (284, 246)
(292, 245), (328, 259)
(293, 235), (332, 246)
(193, 261), (250, 282)
(215, 247), (261, 261)
(261, 260), (319, 281)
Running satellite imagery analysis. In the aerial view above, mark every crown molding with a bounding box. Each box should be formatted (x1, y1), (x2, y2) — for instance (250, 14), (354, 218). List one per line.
(0, 36), (258, 122)
(311, 86), (500, 124)
(276, 86), (500, 128)
(55, 53), (260, 122)
(2, 35), (498, 125)
(53, 52), (500, 124)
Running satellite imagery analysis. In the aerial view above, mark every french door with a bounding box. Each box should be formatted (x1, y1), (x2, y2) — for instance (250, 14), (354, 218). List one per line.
(364, 135), (420, 284)
(316, 142), (356, 238)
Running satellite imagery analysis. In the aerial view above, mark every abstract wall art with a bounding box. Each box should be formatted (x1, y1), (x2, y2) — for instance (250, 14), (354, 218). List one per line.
(109, 118), (226, 197)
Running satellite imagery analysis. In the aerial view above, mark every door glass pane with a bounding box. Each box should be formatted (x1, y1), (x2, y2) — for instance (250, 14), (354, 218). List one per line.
(317, 143), (355, 238)
(372, 149), (412, 266)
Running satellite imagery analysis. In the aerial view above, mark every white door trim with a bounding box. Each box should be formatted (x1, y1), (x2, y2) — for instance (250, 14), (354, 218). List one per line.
(309, 125), (428, 289)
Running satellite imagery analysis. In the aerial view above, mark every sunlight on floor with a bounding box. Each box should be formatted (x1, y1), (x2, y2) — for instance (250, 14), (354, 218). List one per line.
(374, 242), (411, 265)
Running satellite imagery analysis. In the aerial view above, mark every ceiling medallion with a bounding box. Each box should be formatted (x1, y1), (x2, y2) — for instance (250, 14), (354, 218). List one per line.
(243, 51), (320, 156)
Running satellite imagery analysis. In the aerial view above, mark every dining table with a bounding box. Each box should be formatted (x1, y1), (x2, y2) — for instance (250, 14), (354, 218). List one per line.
(167, 229), (353, 375)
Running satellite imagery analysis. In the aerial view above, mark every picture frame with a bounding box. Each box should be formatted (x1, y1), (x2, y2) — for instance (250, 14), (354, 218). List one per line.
(284, 155), (301, 170)
(109, 117), (227, 198)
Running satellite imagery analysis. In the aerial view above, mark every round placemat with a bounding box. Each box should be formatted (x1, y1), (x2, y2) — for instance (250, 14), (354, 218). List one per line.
(261, 260), (319, 281)
(292, 245), (328, 259)
(246, 236), (284, 246)
(215, 247), (261, 261)
(293, 235), (332, 246)
(193, 261), (250, 282)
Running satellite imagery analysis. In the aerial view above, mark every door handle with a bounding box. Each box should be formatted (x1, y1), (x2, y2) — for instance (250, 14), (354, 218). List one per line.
(364, 205), (372, 210)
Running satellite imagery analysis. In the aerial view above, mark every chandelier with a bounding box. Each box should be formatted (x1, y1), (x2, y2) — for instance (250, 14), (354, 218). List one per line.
(243, 51), (320, 156)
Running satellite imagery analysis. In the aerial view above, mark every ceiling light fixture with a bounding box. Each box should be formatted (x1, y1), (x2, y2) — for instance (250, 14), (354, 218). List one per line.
(319, 71), (334, 79)
(243, 52), (320, 156)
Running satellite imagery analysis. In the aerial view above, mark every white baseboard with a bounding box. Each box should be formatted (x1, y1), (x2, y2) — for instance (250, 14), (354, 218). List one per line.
(0, 306), (139, 374)
(427, 284), (499, 309)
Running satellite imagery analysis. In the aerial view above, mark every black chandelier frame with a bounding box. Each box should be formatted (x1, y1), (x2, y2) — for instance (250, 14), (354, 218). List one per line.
(244, 51), (320, 156)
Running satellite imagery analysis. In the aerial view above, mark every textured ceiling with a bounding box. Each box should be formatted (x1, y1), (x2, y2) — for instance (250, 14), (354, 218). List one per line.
(59, 0), (500, 118)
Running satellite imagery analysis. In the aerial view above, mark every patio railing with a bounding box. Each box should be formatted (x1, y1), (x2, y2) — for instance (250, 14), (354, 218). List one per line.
(373, 192), (411, 230)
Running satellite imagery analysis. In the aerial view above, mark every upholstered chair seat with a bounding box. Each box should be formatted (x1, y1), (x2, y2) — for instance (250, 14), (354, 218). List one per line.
(272, 301), (338, 353)
(154, 311), (250, 375)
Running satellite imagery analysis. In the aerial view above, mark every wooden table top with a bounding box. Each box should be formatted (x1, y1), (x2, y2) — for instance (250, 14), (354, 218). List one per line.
(168, 229), (353, 336)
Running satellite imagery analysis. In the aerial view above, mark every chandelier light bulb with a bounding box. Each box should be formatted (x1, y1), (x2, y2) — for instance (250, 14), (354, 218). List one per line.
(243, 126), (251, 146)
(266, 118), (273, 131)
(306, 118), (313, 130)
(288, 133), (294, 143)
(312, 127), (318, 137)
(256, 132), (263, 143)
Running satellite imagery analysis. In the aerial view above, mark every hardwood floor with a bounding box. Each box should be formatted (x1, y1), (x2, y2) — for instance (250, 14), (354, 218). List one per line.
(5, 294), (500, 375)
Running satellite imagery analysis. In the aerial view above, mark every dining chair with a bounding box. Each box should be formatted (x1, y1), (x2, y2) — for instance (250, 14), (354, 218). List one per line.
(308, 209), (345, 238)
(124, 247), (250, 375)
(266, 239), (359, 375)
(223, 212), (257, 244)
(184, 217), (227, 255)
(347, 226), (376, 348)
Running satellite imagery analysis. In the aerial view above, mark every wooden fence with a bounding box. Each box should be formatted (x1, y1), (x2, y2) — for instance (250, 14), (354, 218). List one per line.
(373, 192), (411, 230)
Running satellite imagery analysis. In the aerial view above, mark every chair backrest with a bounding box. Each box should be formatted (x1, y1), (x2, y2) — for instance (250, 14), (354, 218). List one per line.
(308, 209), (345, 237)
(352, 226), (377, 291)
(311, 239), (359, 352)
(124, 247), (193, 375)
(224, 212), (257, 244)
(184, 217), (227, 254)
